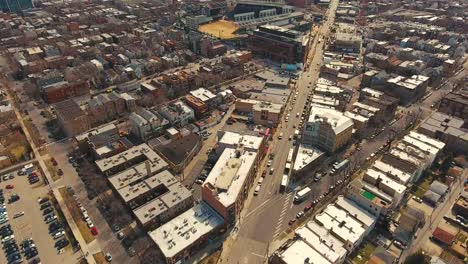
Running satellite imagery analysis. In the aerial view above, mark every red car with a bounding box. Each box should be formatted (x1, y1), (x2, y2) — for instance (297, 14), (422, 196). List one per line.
(5, 184), (14, 189)
(57, 169), (63, 176)
(90, 227), (99, 236)
(288, 219), (296, 226)
(304, 202), (313, 212)
(262, 170), (266, 178)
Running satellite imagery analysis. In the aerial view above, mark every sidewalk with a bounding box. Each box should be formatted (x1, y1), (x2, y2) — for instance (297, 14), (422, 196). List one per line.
(2, 76), (97, 264)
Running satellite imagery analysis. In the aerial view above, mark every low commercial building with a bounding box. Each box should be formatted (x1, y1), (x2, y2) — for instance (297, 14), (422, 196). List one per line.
(202, 132), (264, 225)
(235, 99), (283, 127)
(293, 144), (325, 174)
(149, 202), (224, 264)
(303, 107), (353, 153)
(95, 143), (168, 176)
(152, 132), (202, 173)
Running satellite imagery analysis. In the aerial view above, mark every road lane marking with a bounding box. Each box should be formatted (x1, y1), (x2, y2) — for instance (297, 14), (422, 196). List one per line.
(251, 252), (264, 258)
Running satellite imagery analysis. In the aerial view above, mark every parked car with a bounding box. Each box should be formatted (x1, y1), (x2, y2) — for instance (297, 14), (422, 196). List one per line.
(40, 202), (51, 210)
(5, 185), (14, 189)
(13, 212), (24, 219)
(52, 231), (65, 240)
(38, 197), (49, 204)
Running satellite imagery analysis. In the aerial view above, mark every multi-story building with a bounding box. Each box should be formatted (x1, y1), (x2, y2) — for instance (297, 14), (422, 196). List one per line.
(158, 101), (195, 127)
(149, 202), (224, 264)
(95, 143), (168, 177)
(202, 132), (265, 225)
(248, 25), (306, 63)
(418, 112), (468, 154)
(303, 107), (353, 153)
(385, 75), (429, 105)
(55, 99), (90, 137)
(129, 110), (168, 141)
(235, 99), (283, 126)
(272, 196), (377, 264)
(438, 91), (468, 122)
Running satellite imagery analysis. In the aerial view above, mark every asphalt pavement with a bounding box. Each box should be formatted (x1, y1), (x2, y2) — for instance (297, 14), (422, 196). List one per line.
(221, 0), (341, 263)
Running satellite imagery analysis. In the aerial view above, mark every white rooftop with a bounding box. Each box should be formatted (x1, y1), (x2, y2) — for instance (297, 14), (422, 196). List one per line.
(277, 240), (332, 264)
(218, 131), (263, 151)
(294, 144), (325, 171)
(203, 148), (257, 208)
(190, 87), (216, 102)
(408, 131), (445, 150)
(315, 204), (366, 246)
(149, 202), (223, 259)
(402, 135), (439, 156)
(295, 223), (346, 263)
(372, 160), (411, 185)
(335, 196), (376, 228)
(365, 169), (406, 196)
(307, 106), (354, 135)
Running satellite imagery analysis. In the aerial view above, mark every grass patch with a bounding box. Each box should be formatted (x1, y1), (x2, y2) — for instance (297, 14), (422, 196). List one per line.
(352, 242), (376, 264)
(58, 187), (95, 244)
(45, 159), (61, 181)
(93, 252), (107, 264)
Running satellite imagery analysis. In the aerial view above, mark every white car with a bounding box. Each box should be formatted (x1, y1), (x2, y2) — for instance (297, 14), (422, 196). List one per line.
(1, 235), (14, 243)
(87, 220), (94, 228)
(267, 160), (272, 167)
(53, 231), (65, 239)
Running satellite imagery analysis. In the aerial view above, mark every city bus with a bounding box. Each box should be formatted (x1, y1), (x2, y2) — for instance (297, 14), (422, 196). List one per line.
(280, 175), (288, 192)
(287, 148), (295, 164)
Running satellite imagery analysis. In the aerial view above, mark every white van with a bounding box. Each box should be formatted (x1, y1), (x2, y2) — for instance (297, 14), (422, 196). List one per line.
(254, 185), (261, 196)
(279, 133), (283, 139)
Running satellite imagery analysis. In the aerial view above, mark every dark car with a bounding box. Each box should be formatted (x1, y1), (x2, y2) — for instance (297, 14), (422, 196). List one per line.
(55, 238), (69, 249)
(49, 223), (63, 233)
(42, 208), (54, 216)
(38, 197), (49, 204)
(40, 202), (51, 210)
(8, 194), (20, 204)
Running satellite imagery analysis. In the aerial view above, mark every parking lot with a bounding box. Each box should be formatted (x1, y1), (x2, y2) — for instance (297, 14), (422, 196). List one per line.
(0, 168), (79, 264)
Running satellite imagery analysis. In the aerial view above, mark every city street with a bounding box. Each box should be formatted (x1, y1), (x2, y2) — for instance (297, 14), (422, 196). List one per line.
(219, 0), (341, 262)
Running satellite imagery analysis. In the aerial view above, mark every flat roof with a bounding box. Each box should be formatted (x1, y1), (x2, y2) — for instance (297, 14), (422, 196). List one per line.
(295, 225), (345, 263)
(315, 204), (366, 245)
(402, 135), (439, 155)
(277, 240), (332, 264)
(96, 144), (168, 175)
(133, 175), (193, 225)
(218, 131), (263, 151)
(294, 144), (325, 171)
(372, 160), (411, 185)
(252, 101), (282, 113)
(308, 106), (354, 135)
(189, 88), (216, 102)
(149, 202), (224, 259)
(203, 148), (257, 208)
(408, 131), (445, 150)
(75, 123), (117, 142)
(365, 169), (406, 195)
(335, 196), (376, 228)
